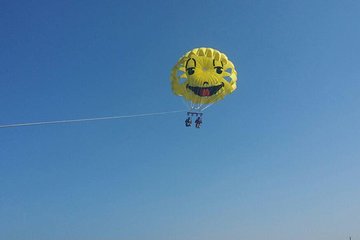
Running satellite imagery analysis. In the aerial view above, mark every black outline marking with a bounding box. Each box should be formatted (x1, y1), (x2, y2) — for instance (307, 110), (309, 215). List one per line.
(185, 58), (196, 69)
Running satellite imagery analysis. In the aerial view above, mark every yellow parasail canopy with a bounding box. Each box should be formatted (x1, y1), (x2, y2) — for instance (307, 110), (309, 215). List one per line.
(170, 47), (237, 107)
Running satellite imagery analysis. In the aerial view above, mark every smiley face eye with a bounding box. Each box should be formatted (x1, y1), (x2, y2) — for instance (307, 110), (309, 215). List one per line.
(187, 67), (195, 75)
(185, 58), (196, 76)
(214, 67), (223, 74)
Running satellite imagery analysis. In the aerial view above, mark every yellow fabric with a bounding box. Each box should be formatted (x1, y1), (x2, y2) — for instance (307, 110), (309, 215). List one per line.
(171, 47), (237, 104)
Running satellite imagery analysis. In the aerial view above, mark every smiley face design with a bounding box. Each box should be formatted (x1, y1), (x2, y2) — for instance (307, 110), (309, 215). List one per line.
(171, 48), (237, 104)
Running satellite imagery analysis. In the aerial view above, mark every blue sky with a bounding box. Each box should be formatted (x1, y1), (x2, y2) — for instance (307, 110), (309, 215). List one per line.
(1, 0), (360, 239)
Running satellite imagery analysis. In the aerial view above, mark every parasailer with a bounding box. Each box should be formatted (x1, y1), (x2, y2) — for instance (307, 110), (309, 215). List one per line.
(185, 117), (192, 127)
(170, 47), (238, 127)
(195, 116), (202, 128)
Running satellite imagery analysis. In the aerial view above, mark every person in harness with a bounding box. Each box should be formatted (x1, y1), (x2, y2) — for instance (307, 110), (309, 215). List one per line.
(195, 116), (202, 128)
(185, 117), (192, 127)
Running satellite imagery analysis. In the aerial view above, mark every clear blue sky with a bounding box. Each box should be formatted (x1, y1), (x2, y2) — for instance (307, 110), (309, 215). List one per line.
(1, 0), (360, 239)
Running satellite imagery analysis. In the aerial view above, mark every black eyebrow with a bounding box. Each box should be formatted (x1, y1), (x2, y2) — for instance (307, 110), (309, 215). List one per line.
(185, 58), (196, 68)
(213, 60), (223, 67)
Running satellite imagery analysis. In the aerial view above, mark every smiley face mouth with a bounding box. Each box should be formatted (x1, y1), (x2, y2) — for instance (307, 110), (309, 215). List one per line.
(186, 82), (224, 97)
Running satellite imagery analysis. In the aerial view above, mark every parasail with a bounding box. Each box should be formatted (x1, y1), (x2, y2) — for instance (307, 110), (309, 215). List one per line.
(170, 47), (237, 127)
